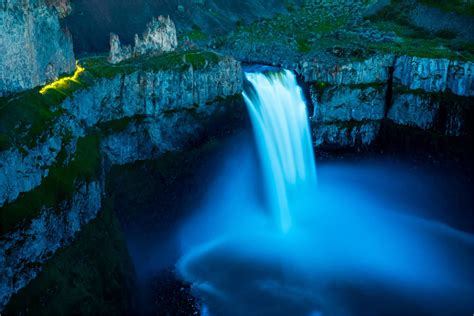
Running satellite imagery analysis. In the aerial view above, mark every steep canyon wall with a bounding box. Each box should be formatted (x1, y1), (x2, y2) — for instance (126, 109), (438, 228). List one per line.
(0, 0), (75, 96)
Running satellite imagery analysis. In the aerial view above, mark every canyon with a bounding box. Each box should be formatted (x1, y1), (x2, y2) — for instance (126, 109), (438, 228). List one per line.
(0, 0), (473, 313)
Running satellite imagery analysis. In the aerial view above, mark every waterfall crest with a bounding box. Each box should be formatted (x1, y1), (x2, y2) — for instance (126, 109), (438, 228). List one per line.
(243, 69), (316, 233)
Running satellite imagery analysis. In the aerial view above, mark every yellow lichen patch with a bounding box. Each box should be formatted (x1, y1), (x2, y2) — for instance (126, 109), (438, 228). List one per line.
(39, 63), (85, 95)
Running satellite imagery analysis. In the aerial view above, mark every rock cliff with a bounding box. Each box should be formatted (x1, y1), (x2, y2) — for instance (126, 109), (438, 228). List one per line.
(208, 0), (473, 147)
(393, 56), (474, 97)
(0, 0), (75, 96)
(0, 51), (243, 310)
(309, 55), (473, 147)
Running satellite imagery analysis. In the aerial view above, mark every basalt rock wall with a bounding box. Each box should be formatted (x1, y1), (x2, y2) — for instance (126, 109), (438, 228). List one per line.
(305, 55), (473, 147)
(0, 55), (243, 310)
(0, 0), (75, 96)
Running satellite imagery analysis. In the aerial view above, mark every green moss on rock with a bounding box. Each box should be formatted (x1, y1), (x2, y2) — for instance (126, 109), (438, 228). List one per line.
(97, 116), (146, 135)
(4, 203), (137, 316)
(0, 50), (225, 151)
(0, 134), (101, 234)
(81, 50), (224, 80)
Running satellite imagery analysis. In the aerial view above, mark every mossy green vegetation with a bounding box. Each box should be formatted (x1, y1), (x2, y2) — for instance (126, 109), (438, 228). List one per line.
(96, 115), (146, 135)
(311, 82), (386, 102)
(368, 5), (474, 61)
(219, 1), (474, 61)
(4, 203), (137, 316)
(0, 50), (223, 151)
(180, 25), (209, 42)
(81, 50), (223, 80)
(0, 134), (101, 234)
(296, 38), (311, 53)
(228, 9), (351, 48)
(0, 70), (92, 151)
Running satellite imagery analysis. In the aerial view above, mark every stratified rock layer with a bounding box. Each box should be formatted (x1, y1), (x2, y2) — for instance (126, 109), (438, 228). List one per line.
(0, 53), (243, 310)
(307, 55), (473, 147)
(393, 56), (474, 97)
(388, 92), (440, 130)
(0, 0), (75, 96)
(0, 55), (242, 207)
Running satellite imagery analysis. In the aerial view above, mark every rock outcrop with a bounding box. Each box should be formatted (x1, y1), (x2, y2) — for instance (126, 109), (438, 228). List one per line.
(388, 92), (440, 130)
(108, 16), (178, 64)
(393, 56), (474, 97)
(0, 0), (75, 96)
(108, 33), (133, 65)
(311, 83), (386, 147)
(301, 55), (394, 85)
(307, 55), (473, 147)
(0, 54), (241, 208)
(0, 52), (243, 310)
(0, 181), (102, 310)
(312, 84), (386, 122)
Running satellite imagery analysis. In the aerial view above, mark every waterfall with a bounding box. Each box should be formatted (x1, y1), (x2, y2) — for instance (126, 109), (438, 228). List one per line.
(243, 69), (316, 233)
(178, 68), (474, 316)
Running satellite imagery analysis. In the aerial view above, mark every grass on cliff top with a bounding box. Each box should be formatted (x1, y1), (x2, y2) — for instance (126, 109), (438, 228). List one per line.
(219, 1), (474, 61)
(226, 9), (351, 53)
(367, 4), (474, 61)
(81, 50), (224, 80)
(179, 25), (210, 43)
(0, 50), (223, 151)
(0, 134), (101, 235)
(0, 67), (95, 151)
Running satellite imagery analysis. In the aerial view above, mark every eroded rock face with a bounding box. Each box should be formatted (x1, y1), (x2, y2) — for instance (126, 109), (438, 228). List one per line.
(307, 54), (473, 147)
(0, 0), (75, 96)
(393, 56), (450, 93)
(108, 33), (133, 65)
(0, 135), (63, 208)
(393, 56), (474, 97)
(0, 55), (243, 310)
(0, 180), (102, 310)
(0, 56), (241, 208)
(310, 83), (386, 146)
(300, 55), (395, 86)
(46, 0), (72, 18)
(388, 92), (440, 130)
(108, 16), (178, 64)
(447, 60), (474, 97)
(313, 121), (381, 147)
(312, 84), (386, 122)
(134, 16), (178, 56)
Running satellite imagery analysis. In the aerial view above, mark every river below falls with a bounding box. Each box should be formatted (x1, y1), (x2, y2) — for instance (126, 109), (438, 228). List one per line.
(111, 131), (473, 316)
(111, 68), (473, 316)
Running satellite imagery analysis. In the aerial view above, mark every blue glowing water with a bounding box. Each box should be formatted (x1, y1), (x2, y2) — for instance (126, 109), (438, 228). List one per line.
(177, 69), (474, 316)
(243, 70), (316, 232)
